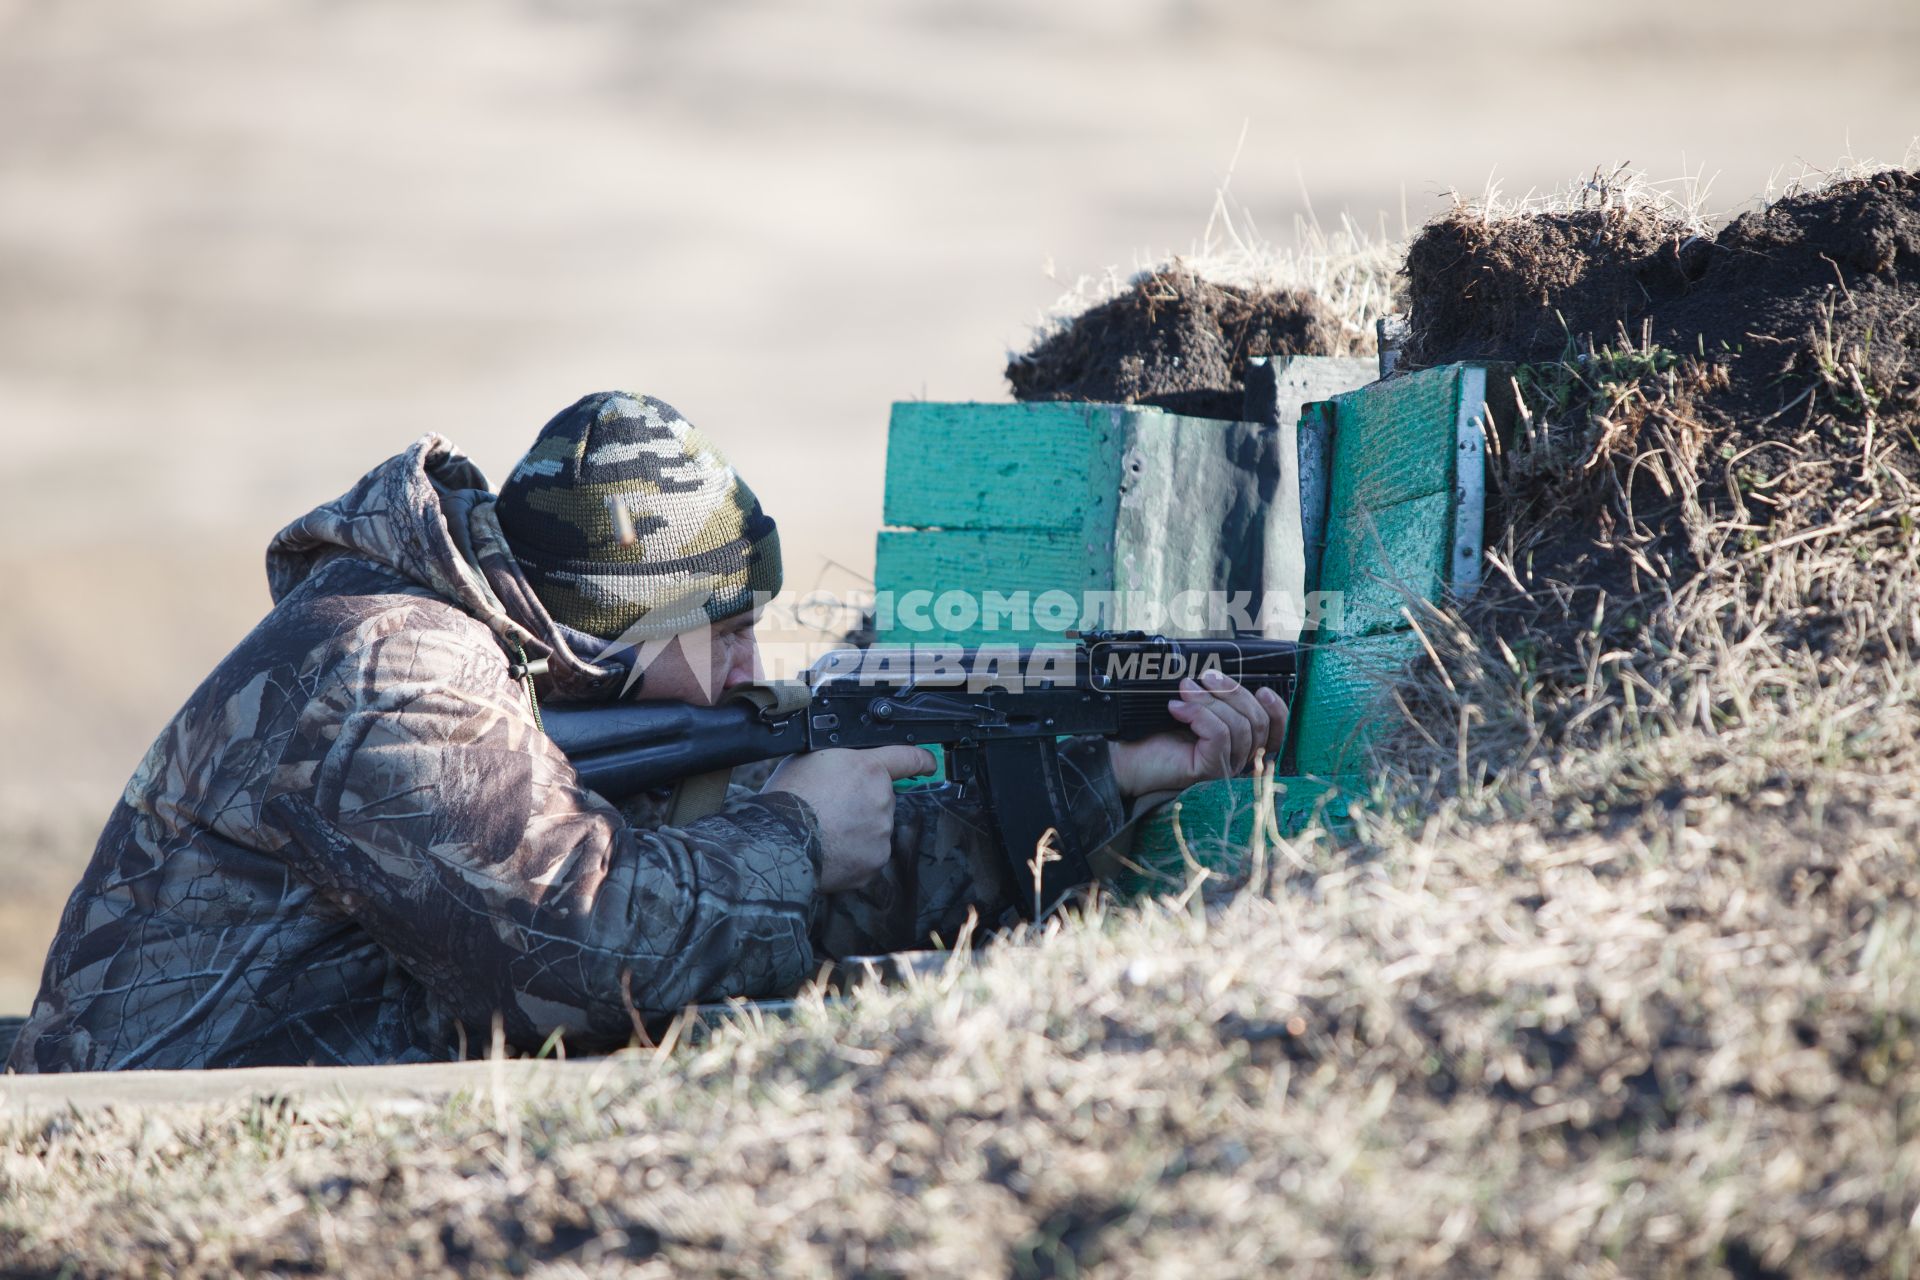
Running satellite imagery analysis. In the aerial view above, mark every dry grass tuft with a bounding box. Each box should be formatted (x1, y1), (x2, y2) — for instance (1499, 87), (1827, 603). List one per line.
(1023, 189), (1407, 364)
(1435, 161), (1717, 236)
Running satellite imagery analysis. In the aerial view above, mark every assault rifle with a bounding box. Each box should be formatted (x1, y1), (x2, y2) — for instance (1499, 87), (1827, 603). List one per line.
(541, 631), (1299, 915)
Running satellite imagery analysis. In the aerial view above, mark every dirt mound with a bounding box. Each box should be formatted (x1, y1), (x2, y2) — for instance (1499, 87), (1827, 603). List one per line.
(1405, 172), (1920, 558)
(1661, 170), (1920, 417)
(1403, 207), (1704, 368)
(1407, 171), (1920, 427)
(1390, 172), (1920, 768)
(1007, 267), (1356, 420)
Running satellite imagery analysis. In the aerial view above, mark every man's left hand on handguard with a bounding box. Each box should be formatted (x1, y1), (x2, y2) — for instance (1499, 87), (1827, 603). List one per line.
(1108, 670), (1288, 798)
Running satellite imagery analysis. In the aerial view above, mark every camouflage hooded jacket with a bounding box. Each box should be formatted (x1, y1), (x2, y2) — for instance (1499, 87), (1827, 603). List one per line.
(8, 436), (1125, 1071)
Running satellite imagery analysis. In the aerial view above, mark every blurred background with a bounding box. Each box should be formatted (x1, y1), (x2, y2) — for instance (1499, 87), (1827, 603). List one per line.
(0, 0), (1914, 1008)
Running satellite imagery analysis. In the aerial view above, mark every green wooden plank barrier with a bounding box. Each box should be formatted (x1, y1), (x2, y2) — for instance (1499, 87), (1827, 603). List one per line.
(868, 357), (1507, 897)
(876, 400), (1309, 647)
(1317, 491), (1456, 639)
(1129, 363), (1499, 872)
(882, 400), (1125, 534)
(1289, 363), (1491, 773)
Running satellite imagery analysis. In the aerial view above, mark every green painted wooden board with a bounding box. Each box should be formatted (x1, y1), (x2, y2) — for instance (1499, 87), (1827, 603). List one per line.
(1119, 363), (1500, 884)
(874, 361), (1491, 895)
(1289, 628), (1430, 777)
(875, 388), (1375, 648)
(1317, 490), (1456, 639)
(874, 528), (1105, 647)
(1322, 364), (1464, 518)
(1280, 361), (1490, 764)
(882, 401), (1128, 534)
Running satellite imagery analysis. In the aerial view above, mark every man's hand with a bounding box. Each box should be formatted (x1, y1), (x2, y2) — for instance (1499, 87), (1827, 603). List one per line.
(762, 745), (938, 893)
(1110, 670), (1288, 799)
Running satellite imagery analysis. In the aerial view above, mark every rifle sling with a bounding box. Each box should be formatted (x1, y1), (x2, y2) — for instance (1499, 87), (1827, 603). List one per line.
(664, 683), (807, 824)
(667, 767), (735, 825)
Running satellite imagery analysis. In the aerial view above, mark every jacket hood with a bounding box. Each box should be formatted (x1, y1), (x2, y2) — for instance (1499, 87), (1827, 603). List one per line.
(265, 434), (629, 703)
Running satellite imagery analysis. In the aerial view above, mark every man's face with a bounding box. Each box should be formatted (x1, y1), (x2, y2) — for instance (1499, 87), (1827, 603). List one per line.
(627, 610), (762, 706)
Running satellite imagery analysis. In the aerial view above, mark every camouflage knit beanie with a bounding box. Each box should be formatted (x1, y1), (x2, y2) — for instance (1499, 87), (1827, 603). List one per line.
(495, 391), (782, 643)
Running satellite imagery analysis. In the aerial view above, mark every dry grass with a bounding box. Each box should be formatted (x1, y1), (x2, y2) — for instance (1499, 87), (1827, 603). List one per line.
(1432, 147), (1920, 235)
(2, 759), (1913, 1275)
(1023, 186), (1408, 362)
(1434, 161), (1717, 236)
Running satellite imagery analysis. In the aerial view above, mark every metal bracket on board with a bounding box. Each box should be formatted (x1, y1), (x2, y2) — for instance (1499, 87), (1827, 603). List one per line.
(1451, 365), (1488, 600)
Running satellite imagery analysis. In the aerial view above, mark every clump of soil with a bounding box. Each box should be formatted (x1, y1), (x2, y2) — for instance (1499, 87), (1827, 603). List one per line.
(1007, 267), (1357, 420)
(1375, 170), (1920, 900)
(1659, 170), (1920, 419)
(1407, 170), (1920, 430)
(1403, 207), (1705, 368)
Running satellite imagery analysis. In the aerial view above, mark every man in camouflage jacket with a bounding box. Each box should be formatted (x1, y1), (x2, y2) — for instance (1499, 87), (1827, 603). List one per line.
(8, 392), (1284, 1071)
